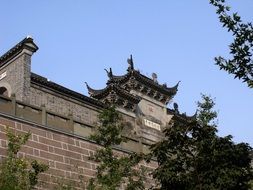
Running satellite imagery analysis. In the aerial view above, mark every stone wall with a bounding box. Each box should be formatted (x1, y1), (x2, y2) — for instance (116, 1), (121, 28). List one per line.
(0, 95), (148, 153)
(0, 112), (157, 189)
(27, 85), (161, 151)
(29, 85), (99, 126)
(0, 52), (32, 102)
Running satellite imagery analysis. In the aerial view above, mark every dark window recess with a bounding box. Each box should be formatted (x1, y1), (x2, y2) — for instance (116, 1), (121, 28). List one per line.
(0, 87), (8, 96)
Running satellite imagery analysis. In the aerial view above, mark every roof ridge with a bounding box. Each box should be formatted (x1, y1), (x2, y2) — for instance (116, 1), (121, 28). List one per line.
(0, 36), (38, 67)
(31, 73), (104, 108)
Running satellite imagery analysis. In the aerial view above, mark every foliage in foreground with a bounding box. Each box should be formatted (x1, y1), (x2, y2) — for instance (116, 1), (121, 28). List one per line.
(87, 106), (146, 190)
(210, 0), (253, 87)
(53, 169), (86, 190)
(150, 94), (253, 190)
(0, 128), (48, 190)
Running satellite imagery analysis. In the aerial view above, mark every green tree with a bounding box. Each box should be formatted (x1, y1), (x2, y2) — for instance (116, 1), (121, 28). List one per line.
(87, 106), (146, 190)
(250, 179), (253, 189)
(54, 164), (86, 190)
(0, 128), (48, 190)
(150, 95), (253, 190)
(209, 0), (253, 87)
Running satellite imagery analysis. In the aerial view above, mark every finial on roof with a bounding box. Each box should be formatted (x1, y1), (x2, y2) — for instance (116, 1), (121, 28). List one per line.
(127, 54), (134, 71)
(85, 82), (89, 89)
(176, 81), (181, 88)
(170, 81), (181, 93)
(173, 102), (179, 114)
(152, 73), (158, 83)
(85, 82), (93, 95)
(104, 68), (113, 79)
(26, 35), (33, 39)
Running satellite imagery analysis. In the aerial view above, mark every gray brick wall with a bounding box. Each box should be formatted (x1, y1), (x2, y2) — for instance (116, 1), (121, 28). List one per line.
(0, 52), (32, 102)
(29, 86), (99, 126)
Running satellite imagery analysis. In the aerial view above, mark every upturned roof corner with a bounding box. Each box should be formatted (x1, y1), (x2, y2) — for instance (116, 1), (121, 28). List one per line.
(86, 55), (180, 107)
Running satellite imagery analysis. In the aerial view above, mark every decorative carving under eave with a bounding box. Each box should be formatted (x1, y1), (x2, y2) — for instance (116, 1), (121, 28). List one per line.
(102, 96), (138, 112)
(159, 95), (164, 101)
(108, 90), (116, 103)
(134, 82), (139, 89)
(85, 55), (180, 109)
(123, 100), (129, 108)
(122, 100), (137, 112)
(131, 104), (137, 112)
(139, 85), (145, 92)
(153, 91), (161, 99)
(86, 82), (140, 112)
(128, 77), (136, 88)
(165, 97), (171, 105)
(146, 88), (152, 96)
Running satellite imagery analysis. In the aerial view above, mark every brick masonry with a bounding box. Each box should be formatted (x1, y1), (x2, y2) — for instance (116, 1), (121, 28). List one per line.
(0, 114), (157, 189)
(0, 53), (31, 102)
(0, 38), (167, 189)
(0, 37), (174, 148)
(29, 86), (99, 126)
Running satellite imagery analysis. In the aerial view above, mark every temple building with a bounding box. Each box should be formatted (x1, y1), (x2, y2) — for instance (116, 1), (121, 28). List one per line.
(0, 37), (195, 150)
(0, 37), (195, 188)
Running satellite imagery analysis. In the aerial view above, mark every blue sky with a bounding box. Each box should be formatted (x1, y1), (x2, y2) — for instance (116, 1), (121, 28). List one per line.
(0, 1), (253, 146)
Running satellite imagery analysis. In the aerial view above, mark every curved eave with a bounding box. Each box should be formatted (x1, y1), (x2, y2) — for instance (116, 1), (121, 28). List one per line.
(88, 84), (140, 104)
(114, 85), (141, 104)
(109, 73), (131, 84)
(169, 109), (197, 123)
(109, 70), (179, 97)
(178, 112), (197, 122)
(186, 111), (197, 121)
(133, 71), (179, 97)
(85, 82), (107, 96)
(0, 37), (38, 67)
(88, 86), (110, 99)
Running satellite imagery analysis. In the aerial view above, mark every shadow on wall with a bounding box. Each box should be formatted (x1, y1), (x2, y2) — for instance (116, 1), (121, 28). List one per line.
(0, 87), (8, 96)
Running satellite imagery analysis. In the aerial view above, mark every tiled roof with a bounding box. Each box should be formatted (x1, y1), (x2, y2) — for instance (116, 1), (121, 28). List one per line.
(167, 108), (197, 122)
(108, 70), (179, 97)
(0, 36), (38, 67)
(133, 71), (179, 97)
(86, 82), (140, 104)
(31, 73), (104, 108)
